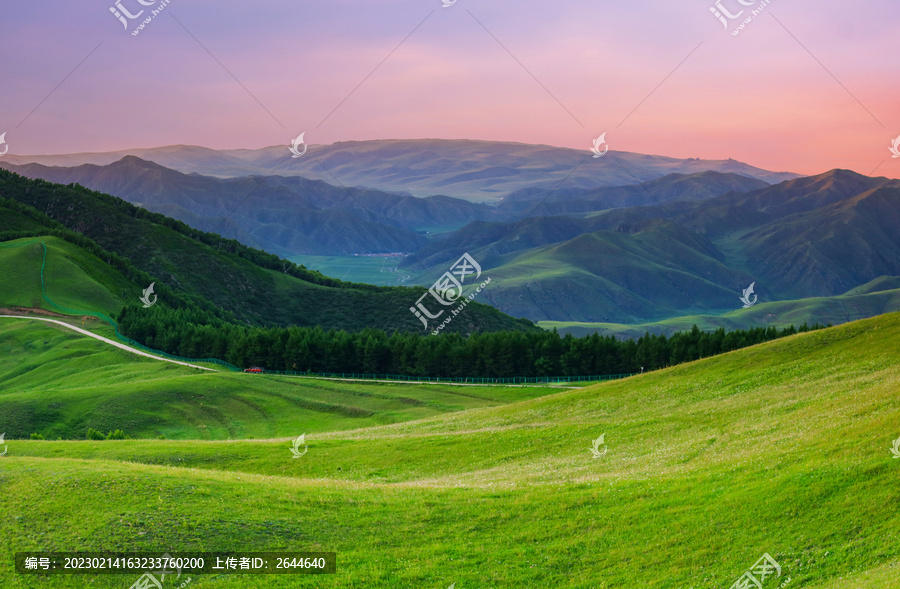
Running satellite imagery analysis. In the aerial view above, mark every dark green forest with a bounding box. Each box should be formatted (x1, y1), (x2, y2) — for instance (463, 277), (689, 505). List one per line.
(116, 304), (827, 377)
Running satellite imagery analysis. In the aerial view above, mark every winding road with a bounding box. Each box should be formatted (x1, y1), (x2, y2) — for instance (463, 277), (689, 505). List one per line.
(0, 315), (587, 387)
(0, 315), (217, 371)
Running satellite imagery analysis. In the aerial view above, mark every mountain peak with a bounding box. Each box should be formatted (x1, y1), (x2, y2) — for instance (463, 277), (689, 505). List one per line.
(112, 155), (167, 170)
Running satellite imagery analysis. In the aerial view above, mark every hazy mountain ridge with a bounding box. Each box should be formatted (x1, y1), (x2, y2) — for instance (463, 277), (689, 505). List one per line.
(498, 170), (770, 217)
(1, 158), (778, 257)
(0, 157), (495, 255)
(4, 139), (799, 203)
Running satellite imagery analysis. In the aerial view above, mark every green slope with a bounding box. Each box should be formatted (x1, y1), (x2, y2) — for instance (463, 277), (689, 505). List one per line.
(3, 313), (900, 587)
(845, 275), (900, 295)
(0, 237), (129, 318)
(0, 318), (559, 441)
(542, 278), (900, 337)
(0, 239), (44, 309)
(472, 220), (751, 323)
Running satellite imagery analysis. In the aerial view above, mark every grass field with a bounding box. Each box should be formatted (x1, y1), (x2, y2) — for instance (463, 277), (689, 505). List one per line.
(2, 311), (900, 587)
(0, 318), (559, 441)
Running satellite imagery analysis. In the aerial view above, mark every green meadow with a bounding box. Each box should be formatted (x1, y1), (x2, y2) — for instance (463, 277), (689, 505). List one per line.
(0, 237), (128, 321)
(2, 310), (900, 587)
(0, 317), (558, 441)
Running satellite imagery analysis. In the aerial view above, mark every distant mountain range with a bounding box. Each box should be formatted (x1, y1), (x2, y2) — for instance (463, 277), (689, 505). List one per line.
(0, 156), (775, 256)
(2, 139), (798, 203)
(2, 157), (447, 256)
(500, 171), (770, 217)
(403, 170), (900, 323)
(4, 140), (898, 330)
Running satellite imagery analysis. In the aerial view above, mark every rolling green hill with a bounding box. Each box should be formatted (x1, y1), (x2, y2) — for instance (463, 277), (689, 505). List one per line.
(0, 237), (129, 318)
(2, 312), (899, 587)
(472, 219), (751, 322)
(541, 277), (900, 337)
(0, 317), (561, 441)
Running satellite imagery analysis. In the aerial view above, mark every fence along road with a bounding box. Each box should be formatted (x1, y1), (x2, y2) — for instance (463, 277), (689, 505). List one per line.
(0, 315), (217, 371)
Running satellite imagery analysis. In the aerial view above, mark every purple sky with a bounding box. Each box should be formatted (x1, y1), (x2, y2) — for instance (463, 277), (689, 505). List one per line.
(2, 0), (899, 178)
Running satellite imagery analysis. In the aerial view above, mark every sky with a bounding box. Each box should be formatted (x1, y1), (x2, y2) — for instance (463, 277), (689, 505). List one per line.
(1, 0), (899, 178)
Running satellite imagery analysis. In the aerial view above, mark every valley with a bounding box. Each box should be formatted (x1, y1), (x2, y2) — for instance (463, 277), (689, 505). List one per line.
(287, 254), (412, 286)
(3, 2), (898, 587)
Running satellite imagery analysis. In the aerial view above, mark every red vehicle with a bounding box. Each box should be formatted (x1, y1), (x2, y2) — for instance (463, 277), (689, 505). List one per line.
(243, 367), (265, 373)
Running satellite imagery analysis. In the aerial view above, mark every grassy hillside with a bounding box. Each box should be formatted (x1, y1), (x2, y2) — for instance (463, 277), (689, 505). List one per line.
(542, 280), (900, 337)
(0, 239), (45, 309)
(0, 317), (559, 441)
(468, 220), (751, 322)
(3, 313), (900, 587)
(0, 237), (129, 318)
